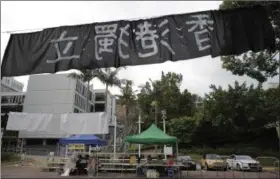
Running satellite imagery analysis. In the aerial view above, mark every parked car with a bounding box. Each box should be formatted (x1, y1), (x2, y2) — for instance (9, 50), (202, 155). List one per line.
(177, 156), (196, 170)
(226, 155), (262, 172)
(200, 154), (227, 171)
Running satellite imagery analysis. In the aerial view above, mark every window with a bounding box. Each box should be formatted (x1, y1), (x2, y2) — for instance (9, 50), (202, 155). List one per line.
(74, 94), (78, 106)
(74, 108), (79, 113)
(89, 92), (92, 100)
(90, 105), (94, 112)
(95, 103), (105, 112)
(46, 139), (58, 145)
(95, 93), (105, 101)
(26, 139), (42, 145)
(81, 85), (85, 96)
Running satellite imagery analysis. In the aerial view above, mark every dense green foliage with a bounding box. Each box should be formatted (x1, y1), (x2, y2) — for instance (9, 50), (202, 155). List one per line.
(133, 71), (280, 151)
(1, 152), (20, 162)
(220, 1), (280, 83)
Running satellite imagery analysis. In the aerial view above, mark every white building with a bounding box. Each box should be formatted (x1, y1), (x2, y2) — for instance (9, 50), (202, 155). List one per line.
(19, 74), (116, 145)
(1, 78), (25, 147)
(1, 77), (24, 92)
(1, 77), (25, 116)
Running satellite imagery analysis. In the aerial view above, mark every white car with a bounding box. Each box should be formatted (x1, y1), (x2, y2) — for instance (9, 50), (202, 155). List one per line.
(226, 155), (262, 172)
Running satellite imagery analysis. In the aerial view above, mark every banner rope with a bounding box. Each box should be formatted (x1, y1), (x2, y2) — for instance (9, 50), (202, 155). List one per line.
(1, 27), (45, 34)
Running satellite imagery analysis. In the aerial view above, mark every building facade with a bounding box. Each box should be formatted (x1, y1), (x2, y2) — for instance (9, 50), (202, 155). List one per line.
(18, 74), (116, 146)
(1, 77), (24, 92)
(1, 77), (25, 149)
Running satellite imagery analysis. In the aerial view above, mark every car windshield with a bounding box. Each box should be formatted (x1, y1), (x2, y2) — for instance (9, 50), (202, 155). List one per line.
(206, 154), (221, 159)
(235, 155), (252, 160)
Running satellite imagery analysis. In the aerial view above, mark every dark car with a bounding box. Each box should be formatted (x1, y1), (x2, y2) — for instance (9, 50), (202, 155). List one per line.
(177, 156), (196, 170)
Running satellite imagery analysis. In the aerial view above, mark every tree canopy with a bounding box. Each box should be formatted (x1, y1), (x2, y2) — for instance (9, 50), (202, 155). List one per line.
(219, 1), (280, 83)
(132, 70), (280, 150)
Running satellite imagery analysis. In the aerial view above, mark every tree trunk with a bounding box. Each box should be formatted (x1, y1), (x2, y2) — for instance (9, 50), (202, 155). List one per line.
(123, 105), (128, 137)
(154, 105), (158, 152)
(155, 105), (158, 125)
(86, 81), (90, 113)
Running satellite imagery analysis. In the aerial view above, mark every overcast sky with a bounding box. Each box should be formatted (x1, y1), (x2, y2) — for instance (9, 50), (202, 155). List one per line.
(1, 1), (278, 96)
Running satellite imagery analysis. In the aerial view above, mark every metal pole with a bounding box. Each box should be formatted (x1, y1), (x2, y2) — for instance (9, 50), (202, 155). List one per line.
(113, 116), (117, 159)
(138, 115), (141, 157)
(136, 114), (143, 157)
(278, 51), (280, 177)
(161, 110), (167, 159)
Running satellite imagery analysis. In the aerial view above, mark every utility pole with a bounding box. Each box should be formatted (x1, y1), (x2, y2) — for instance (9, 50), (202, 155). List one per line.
(277, 49), (280, 176)
(161, 110), (167, 159)
(113, 116), (117, 159)
(136, 113), (143, 157)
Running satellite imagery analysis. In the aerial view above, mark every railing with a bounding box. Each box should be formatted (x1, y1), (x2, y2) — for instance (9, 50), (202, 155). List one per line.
(2, 146), (59, 156)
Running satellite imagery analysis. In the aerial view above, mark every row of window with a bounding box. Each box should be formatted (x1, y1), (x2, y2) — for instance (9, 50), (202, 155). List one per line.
(74, 93), (87, 110)
(1, 86), (17, 92)
(1, 95), (25, 105)
(75, 80), (94, 100)
(95, 93), (105, 101)
(73, 103), (105, 113)
(74, 93), (96, 113)
(1, 77), (24, 92)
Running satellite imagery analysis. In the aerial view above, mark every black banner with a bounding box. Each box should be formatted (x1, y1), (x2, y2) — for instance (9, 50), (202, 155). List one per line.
(1, 6), (275, 77)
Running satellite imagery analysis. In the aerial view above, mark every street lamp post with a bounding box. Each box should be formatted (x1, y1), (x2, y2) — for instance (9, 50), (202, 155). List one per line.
(113, 116), (117, 159)
(278, 51), (280, 176)
(161, 110), (167, 159)
(136, 114), (143, 157)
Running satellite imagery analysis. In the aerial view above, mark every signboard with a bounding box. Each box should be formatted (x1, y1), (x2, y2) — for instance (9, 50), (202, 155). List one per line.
(68, 144), (85, 150)
(164, 146), (173, 155)
(1, 6), (275, 77)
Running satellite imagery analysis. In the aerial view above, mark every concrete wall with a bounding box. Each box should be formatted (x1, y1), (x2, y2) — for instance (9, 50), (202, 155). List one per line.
(23, 74), (76, 113)
(19, 74), (77, 138)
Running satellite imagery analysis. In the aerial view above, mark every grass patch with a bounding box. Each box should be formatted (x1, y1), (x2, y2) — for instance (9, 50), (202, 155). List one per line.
(1, 152), (20, 163)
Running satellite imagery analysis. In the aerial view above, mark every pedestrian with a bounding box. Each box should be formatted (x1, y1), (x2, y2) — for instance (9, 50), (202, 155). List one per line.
(87, 152), (96, 177)
(20, 150), (26, 166)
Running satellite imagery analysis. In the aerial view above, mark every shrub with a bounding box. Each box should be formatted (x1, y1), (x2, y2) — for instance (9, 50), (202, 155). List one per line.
(1, 152), (20, 162)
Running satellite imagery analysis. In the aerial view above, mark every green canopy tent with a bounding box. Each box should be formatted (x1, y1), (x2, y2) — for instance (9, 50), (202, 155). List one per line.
(125, 124), (178, 157)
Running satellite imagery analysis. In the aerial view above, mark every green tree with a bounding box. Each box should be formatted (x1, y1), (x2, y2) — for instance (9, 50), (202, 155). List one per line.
(168, 116), (197, 147)
(219, 1), (280, 83)
(117, 80), (138, 137)
(97, 68), (125, 112)
(137, 71), (200, 131)
(68, 69), (103, 112)
(195, 81), (279, 148)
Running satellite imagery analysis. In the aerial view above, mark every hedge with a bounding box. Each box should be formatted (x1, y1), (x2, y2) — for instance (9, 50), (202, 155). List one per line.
(1, 152), (20, 162)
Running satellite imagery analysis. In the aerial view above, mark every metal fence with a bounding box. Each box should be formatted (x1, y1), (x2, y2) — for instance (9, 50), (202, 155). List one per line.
(2, 146), (58, 156)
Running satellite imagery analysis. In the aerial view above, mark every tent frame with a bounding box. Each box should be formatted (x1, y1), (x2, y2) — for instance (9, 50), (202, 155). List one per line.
(124, 124), (180, 178)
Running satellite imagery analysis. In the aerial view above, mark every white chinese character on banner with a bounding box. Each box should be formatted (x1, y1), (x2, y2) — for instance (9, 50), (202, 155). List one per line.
(118, 24), (130, 59)
(186, 14), (214, 51)
(158, 19), (175, 55)
(46, 31), (80, 63)
(135, 20), (175, 58)
(94, 24), (118, 60)
(135, 21), (159, 58)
